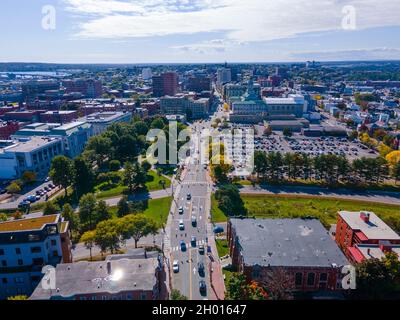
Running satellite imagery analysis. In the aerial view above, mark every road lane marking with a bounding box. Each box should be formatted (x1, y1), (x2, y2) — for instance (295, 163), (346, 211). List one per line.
(189, 248), (193, 300)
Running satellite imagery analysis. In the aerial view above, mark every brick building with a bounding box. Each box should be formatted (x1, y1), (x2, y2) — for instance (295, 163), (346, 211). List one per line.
(0, 121), (20, 139)
(335, 211), (400, 262)
(227, 218), (348, 294)
(39, 111), (78, 124)
(152, 72), (179, 97)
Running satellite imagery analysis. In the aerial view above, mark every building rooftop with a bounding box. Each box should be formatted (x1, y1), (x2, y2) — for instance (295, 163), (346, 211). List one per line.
(0, 214), (59, 233)
(230, 218), (348, 268)
(81, 112), (129, 123)
(338, 211), (400, 241)
(30, 250), (160, 299)
(2, 136), (60, 153)
(264, 97), (304, 105)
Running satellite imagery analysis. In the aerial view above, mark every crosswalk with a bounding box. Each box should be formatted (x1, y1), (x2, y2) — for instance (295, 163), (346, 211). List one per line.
(170, 239), (207, 252)
(181, 181), (208, 186)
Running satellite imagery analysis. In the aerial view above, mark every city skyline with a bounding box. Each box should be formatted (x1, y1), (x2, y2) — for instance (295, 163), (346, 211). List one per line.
(1, 0), (400, 63)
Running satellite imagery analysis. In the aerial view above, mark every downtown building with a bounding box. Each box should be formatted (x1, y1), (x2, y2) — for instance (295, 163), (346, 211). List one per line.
(160, 94), (210, 119)
(0, 214), (72, 300)
(227, 218), (348, 296)
(30, 249), (165, 300)
(152, 72), (179, 97)
(62, 79), (103, 99)
(335, 211), (400, 264)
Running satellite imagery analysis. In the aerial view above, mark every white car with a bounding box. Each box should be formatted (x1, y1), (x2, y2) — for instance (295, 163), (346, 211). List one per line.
(173, 260), (179, 273)
(178, 206), (184, 214)
(179, 220), (185, 230)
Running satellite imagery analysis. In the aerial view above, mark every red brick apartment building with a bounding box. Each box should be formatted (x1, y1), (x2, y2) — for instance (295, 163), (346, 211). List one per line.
(227, 218), (348, 294)
(0, 121), (20, 139)
(335, 211), (400, 263)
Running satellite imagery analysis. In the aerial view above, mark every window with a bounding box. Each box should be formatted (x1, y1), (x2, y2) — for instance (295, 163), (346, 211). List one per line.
(32, 258), (44, 265)
(319, 273), (328, 282)
(126, 294), (133, 300)
(51, 240), (57, 246)
(15, 277), (24, 284)
(295, 272), (303, 286)
(1, 260), (7, 267)
(28, 234), (40, 242)
(141, 293), (147, 300)
(18, 259), (23, 266)
(307, 273), (315, 286)
(2, 278), (7, 284)
(15, 248), (21, 254)
(31, 247), (41, 253)
(0, 249), (4, 255)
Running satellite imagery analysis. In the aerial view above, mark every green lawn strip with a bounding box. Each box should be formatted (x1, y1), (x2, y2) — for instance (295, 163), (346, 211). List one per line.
(95, 170), (170, 199)
(211, 193), (400, 230)
(211, 194), (228, 223)
(216, 239), (229, 258)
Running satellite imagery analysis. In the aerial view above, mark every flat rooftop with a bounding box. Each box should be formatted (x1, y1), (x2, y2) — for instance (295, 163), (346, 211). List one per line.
(339, 211), (400, 241)
(30, 253), (160, 299)
(230, 218), (348, 268)
(0, 214), (59, 233)
(3, 136), (60, 153)
(264, 98), (303, 105)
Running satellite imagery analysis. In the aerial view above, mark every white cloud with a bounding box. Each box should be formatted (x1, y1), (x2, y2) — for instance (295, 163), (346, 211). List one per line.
(64, 0), (400, 44)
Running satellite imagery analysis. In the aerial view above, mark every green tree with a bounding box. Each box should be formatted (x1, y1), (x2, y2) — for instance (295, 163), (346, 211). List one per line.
(95, 200), (112, 223)
(94, 219), (122, 254)
(50, 156), (74, 197)
(79, 193), (97, 231)
(170, 289), (188, 300)
(215, 185), (247, 217)
(7, 295), (28, 300)
(123, 162), (147, 193)
(225, 273), (249, 300)
(61, 203), (80, 233)
(0, 213), (8, 222)
(6, 181), (21, 194)
(73, 157), (94, 197)
(117, 196), (131, 217)
(392, 161), (400, 184)
(141, 160), (152, 173)
(109, 160), (121, 172)
(43, 201), (60, 216)
(119, 214), (158, 248)
(80, 230), (96, 261)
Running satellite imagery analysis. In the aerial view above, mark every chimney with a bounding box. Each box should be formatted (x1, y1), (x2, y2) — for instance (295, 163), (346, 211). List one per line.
(107, 261), (112, 275)
(360, 212), (370, 223)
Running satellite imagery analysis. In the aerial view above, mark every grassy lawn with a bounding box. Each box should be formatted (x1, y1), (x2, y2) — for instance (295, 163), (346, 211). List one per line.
(242, 194), (400, 229)
(109, 196), (172, 228)
(216, 239), (229, 258)
(211, 193), (400, 230)
(95, 170), (170, 199)
(211, 194), (228, 223)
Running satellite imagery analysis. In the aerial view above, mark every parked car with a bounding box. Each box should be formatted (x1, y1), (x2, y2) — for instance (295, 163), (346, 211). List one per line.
(18, 201), (30, 209)
(44, 186), (50, 192)
(213, 226), (224, 234)
(172, 260), (179, 273)
(179, 220), (185, 231)
(191, 236), (197, 247)
(191, 216), (197, 227)
(178, 206), (184, 214)
(187, 193), (191, 200)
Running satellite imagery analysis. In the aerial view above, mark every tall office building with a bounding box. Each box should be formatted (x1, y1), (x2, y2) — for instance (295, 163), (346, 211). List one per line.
(141, 68), (153, 80)
(152, 72), (179, 97)
(217, 68), (232, 85)
(22, 80), (60, 103)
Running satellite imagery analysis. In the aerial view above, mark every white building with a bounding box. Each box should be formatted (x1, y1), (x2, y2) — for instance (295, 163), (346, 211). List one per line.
(0, 214), (72, 299)
(0, 136), (63, 180)
(80, 112), (132, 135)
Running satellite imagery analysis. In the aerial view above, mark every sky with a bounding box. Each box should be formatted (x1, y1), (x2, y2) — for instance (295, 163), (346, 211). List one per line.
(1, 0), (400, 64)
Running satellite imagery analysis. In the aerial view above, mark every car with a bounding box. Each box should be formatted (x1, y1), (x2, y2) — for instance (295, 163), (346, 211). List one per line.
(27, 195), (37, 203)
(198, 262), (205, 276)
(44, 186), (50, 192)
(178, 206), (184, 214)
(36, 190), (42, 196)
(191, 236), (197, 247)
(187, 193), (191, 200)
(48, 183), (55, 189)
(45, 177), (50, 182)
(199, 280), (207, 294)
(180, 240), (186, 251)
(35, 195), (41, 201)
(172, 260), (179, 273)
(179, 220), (185, 230)
(213, 226), (224, 234)
(18, 201), (30, 209)
(198, 245), (205, 255)
(191, 216), (197, 227)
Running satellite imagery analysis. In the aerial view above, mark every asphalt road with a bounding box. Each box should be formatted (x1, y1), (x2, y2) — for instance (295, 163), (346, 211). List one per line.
(170, 120), (214, 300)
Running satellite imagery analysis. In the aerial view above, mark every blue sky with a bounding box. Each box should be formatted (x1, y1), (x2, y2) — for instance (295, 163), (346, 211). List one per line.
(1, 0), (400, 63)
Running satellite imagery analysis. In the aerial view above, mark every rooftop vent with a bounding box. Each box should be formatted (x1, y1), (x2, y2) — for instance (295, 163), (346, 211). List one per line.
(360, 212), (370, 223)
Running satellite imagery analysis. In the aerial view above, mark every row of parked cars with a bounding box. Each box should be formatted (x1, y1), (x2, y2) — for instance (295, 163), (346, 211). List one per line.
(18, 182), (56, 209)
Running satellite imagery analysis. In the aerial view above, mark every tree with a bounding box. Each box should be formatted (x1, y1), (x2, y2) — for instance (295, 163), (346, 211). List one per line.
(170, 289), (188, 300)
(260, 267), (294, 300)
(215, 185), (247, 217)
(6, 181), (21, 194)
(225, 273), (249, 300)
(141, 160), (152, 173)
(85, 135), (112, 168)
(21, 171), (37, 185)
(50, 156), (74, 197)
(61, 203), (79, 233)
(73, 157), (94, 197)
(0, 213), (8, 222)
(283, 127), (293, 137)
(123, 162), (147, 193)
(109, 160), (121, 172)
(80, 230), (96, 261)
(94, 219), (122, 254)
(117, 196), (131, 217)
(386, 150), (400, 167)
(78, 193), (97, 231)
(12, 211), (23, 220)
(119, 214), (158, 248)
(392, 161), (400, 184)
(43, 201), (60, 216)
(95, 200), (112, 222)
(7, 295), (28, 300)
(356, 258), (393, 299)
